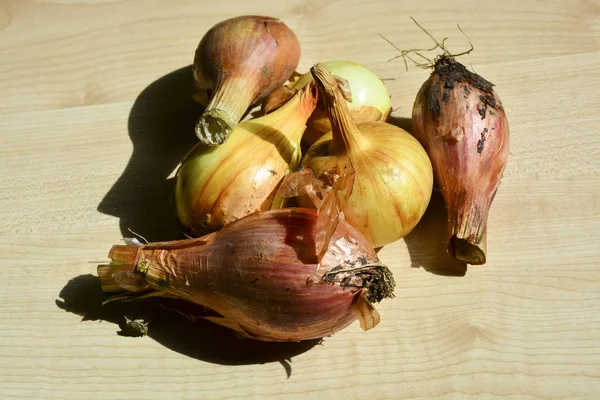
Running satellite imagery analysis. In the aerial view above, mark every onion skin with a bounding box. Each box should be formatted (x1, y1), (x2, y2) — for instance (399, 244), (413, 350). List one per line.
(175, 84), (317, 236)
(297, 64), (433, 249)
(412, 55), (510, 265)
(194, 15), (301, 145)
(97, 208), (395, 342)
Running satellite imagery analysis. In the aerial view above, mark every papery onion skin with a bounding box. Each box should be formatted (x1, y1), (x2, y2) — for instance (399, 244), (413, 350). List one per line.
(97, 208), (395, 342)
(411, 55), (510, 265)
(299, 64), (434, 249)
(194, 15), (301, 145)
(262, 60), (392, 146)
(175, 84), (317, 236)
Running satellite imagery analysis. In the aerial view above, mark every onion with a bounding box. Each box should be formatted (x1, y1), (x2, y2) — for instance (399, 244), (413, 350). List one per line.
(263, 60), (392, 146)
(286, 63), (433, 249)
(175, 83), (318, 236)
(412, 55), (510, 265)
(97, 208), (395, 342)
(193, 15), (301, 145)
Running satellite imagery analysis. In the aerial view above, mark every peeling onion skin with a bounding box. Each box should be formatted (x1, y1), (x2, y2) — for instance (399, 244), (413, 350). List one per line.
(193, 15), (301, 145)
(97, 208), (395, 342)
(411, 56), (510, 265)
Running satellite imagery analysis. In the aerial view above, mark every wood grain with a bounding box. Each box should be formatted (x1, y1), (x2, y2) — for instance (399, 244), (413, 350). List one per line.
(1, 0), (599, 398)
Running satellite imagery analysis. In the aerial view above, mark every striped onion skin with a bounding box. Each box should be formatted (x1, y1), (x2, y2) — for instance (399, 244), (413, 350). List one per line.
(298, 64), (434, 249)
(301, 121), (433, 248)
(98, 208), (395, 342)
(175, 84), (317, 236)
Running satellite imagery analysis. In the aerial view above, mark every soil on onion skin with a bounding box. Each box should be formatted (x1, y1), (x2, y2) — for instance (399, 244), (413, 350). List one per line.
(426, 56), (500, 120)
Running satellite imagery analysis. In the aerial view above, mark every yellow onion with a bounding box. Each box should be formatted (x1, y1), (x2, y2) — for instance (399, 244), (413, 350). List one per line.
(97, 208), (395, 342)
(194, 15), (301, 145)
(175, 83), (317, 236)
(262, 60), (392, 146)
(412, 55), (510, 265)
(293, 64), (433, 248)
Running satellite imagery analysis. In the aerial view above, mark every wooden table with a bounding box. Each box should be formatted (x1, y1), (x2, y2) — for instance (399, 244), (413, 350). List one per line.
(1, 1), (599, 398)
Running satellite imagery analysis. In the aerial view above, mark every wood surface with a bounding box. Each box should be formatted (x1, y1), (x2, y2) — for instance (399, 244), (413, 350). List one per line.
(1, 0), (599, 398)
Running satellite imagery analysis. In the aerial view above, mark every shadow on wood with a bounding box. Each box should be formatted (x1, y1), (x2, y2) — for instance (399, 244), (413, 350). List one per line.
(402, 178), (468, 277)
(387, 115), (413, 134)
(90, 65), (320, 376)
(387, 115), (468, 277)
(56, 275), (319, 375)
(97, 65), (201, 242)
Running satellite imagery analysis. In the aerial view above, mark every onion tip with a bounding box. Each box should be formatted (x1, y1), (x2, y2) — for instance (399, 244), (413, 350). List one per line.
(195, 109), (234, 145)
(448, 230), (487, 265)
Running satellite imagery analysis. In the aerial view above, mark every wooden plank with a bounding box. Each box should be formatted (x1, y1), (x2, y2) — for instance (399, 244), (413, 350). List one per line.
(1, 0), (599, 398)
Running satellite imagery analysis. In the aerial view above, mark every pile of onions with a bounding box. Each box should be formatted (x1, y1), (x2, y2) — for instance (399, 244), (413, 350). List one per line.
(412, 54), (510, 265)
(193, 15), (301, 145)
(284, 64), (433, 249)
(98, 208), (395, 342)
(263, 60), (392, 146)
(92, 16), (511, 345)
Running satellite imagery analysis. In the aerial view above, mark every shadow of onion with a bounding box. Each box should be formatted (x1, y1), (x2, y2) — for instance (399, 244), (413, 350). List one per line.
(387, 115), (413, 134)
(56, 275), (319, 375)
(387, 116), (468, 277)
(402, 191), (468, 276)
(87, 67), (320, 374)
(97, 65), (201, 242)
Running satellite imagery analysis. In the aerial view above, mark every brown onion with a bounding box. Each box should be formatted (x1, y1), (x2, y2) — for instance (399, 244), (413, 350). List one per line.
(193, 15), (301, 145)
(97, 208), (395, 342)
(412, 55), (510, 265)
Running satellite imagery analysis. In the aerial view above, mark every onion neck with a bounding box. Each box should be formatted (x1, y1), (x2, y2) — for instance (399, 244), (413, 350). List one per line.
(266, 82), (318, 145)
(141, 245), (216, 304)
(196, 76), (258, 145)
(325, 95), (368, 155)
(265, 85), (318, 212)
(310, 64), (368, 154)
